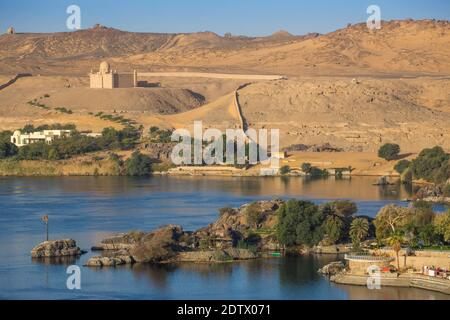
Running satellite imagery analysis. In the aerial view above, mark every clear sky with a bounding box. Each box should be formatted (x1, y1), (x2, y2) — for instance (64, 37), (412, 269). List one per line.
(1, 0), (449, 36)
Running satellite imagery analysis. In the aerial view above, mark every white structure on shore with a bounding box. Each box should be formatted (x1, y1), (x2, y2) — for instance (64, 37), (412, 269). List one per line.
(11, 130), (72, 147)
(89, 61), (137, 89)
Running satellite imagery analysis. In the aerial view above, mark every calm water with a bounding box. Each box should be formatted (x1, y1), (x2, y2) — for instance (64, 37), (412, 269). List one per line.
(0, 176), (448, 300)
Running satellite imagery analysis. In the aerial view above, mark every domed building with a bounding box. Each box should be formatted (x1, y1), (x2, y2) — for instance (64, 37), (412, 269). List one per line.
(6, 27), (15, 34)
(89, 61), (137, 89)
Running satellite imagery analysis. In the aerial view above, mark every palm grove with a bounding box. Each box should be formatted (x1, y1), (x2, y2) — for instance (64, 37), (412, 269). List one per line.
(274, 199), (450, 258)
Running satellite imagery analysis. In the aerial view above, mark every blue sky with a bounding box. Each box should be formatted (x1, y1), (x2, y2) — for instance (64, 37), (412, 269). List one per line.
(1, 0), (449, 36)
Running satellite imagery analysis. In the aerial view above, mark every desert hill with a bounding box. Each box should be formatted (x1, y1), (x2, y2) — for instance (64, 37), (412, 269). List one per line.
(238, 77), (450, 152)
(1, 20), (449, 76)
(1, 20), (450, 153)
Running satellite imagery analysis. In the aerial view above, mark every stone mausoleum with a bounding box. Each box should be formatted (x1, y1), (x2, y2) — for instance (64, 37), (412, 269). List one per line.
(89, 61), (137, 89)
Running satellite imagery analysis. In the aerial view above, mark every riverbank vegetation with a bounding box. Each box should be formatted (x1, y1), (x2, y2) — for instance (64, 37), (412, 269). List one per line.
(276, 199), (372, 248)
(0, 124), (153, 176)
(274, 198), (449, 252)
(0, 124), (141, 161)
(395, 146), (450, 185)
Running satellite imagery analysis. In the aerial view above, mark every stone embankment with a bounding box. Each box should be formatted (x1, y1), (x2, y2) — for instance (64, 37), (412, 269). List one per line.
(319, 261), (450, 295)
(331, 272), (450, 295)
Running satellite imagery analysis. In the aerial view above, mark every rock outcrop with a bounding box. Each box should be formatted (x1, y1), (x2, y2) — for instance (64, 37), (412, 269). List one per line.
(194, 199), (283, 251)
(86, 200), (285, 267)
(31, 239), (85, 258)
(85, 255), (134, 267)
(318, 261), (346, 276)
(415, 184), (450, 203)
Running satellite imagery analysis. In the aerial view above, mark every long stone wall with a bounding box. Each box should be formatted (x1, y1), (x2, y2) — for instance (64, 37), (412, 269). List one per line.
(0, 73), (32, 91)
(139, 72), (284, 80)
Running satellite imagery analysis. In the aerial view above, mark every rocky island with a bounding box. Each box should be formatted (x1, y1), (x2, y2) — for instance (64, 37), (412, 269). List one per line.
(85, 200), (284, 267)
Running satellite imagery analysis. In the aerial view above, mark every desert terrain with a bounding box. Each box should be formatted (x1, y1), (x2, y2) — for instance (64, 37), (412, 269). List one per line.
(1, 19), (450, 163)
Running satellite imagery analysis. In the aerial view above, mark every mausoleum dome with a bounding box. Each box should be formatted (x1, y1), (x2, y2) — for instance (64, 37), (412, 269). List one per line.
(99, 61), (111, 74)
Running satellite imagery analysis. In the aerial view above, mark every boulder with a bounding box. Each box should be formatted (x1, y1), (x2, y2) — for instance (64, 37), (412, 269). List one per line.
(91, 231), (146, 251)
(129, 225), (185, 263)
(313, 245), (351, 254)
(177, 249), (257, 263)
(223, 248), (258, 260)
(31, 239), (85, 258)
(85, 255), (134, 267)
(318, 261), (346, 276)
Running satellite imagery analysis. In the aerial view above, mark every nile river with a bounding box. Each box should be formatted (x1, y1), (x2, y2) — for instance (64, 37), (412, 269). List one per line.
(0, 176), (448, 300)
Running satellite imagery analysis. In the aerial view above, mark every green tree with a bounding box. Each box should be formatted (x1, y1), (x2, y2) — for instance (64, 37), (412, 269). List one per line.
(434, 211), (450, 243)
(410, 146), (450, 183)
(0, 141), (18, 159)
(301, 163), (312, 173)
(279, 165), (291, 175)
(386, 232), (404, 270)
(378, 143), (401, 161)
(322, 216), (344, 245)
(394, 160), (411, 174)
(349, 218), (369, 250)
(418, 224), (437, 247)
(277, 200), (324, 247)
(124, 151), (152, 176)
(374, 205), (412, 241)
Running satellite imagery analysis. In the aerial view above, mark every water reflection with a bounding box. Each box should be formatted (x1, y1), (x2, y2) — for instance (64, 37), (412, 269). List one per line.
(0, 175), (415, 201)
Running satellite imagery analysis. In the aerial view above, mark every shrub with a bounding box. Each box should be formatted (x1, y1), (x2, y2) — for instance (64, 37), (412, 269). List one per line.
(245, 202), (261, 228)
(279, 165), (291, 175)
(394, 160), (411, 174)
(55, 107), (73, 114)
(0, 141), (18, 159)
(219, 207), (236, 217)
(434, 211), (450, 243)
(301, 163), (312, 173)
(378, 143), (400, 161)
(148, 127), (174, 143)
(124, 151), (152, 176)
(444, 184), (450, 197)
(21, 123), (76, 133)
(309, 167), (328, 177)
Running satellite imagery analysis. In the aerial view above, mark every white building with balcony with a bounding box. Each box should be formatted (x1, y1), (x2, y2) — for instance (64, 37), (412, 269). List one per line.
(11, 130), (72, 147)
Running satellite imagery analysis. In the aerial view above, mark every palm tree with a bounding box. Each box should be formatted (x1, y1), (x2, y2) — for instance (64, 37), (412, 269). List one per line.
(349, 218), (369, 250)
(387, 232), (404, 271)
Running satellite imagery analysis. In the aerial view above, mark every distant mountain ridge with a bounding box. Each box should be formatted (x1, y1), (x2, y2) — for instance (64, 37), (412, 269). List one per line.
(0, 19), (449, 75)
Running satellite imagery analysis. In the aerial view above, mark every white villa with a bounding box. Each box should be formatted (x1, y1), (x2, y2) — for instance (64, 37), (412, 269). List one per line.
(11, 130), (72, 147)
